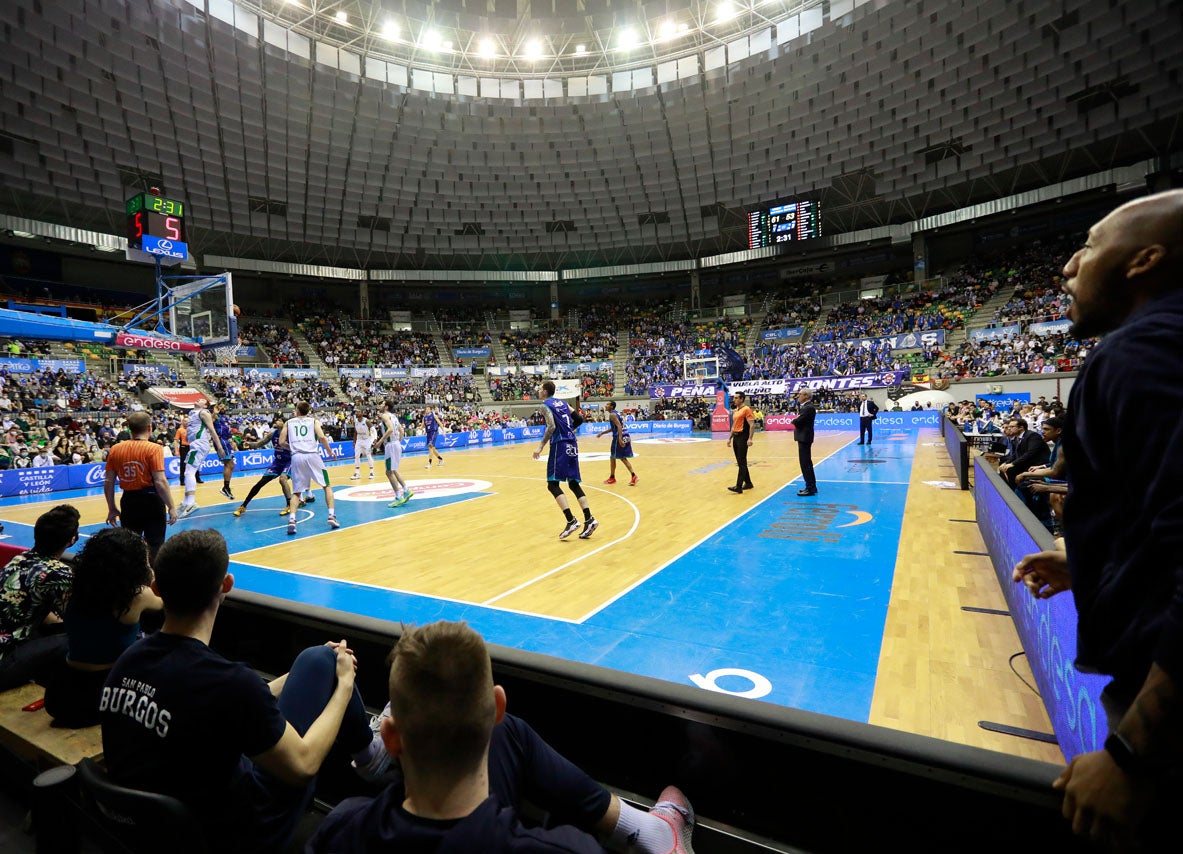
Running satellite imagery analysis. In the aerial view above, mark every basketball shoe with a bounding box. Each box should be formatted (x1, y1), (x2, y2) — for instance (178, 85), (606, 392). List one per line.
(650, 786), (695, 854)
(559, 518), (581, 540)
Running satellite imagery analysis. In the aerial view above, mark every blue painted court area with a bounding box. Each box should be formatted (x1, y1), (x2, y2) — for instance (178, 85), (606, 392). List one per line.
(229, 434), (916, 723)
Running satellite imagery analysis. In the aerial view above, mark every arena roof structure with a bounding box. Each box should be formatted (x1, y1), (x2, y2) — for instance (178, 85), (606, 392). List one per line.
(0, 0), (1180, 272)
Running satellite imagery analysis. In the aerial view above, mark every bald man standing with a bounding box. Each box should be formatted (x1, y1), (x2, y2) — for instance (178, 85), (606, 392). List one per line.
(1013, 190), (1183, 846)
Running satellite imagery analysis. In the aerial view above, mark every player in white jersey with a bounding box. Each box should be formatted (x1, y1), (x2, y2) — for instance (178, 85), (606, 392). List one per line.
(179, 398), (228, 517)
(279, 400), (338, 535)
(350, 411), (376, 480)
(376, 399), (411, 509)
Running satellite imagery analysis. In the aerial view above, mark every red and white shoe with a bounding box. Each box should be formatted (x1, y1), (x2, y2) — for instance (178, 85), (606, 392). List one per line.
(629, 474), (638, 486)
(650, 786), (695, 854)
(603, 477), (617, 484)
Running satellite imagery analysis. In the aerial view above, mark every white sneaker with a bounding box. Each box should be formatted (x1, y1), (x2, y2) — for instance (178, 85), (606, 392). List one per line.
(350, 473), (360, 480)
(425, 462), (432, 469)
(437, 459), (444, 467)
(178, 503), (199, 517)
(328, 516), (340, 529)
(369, 471), (375, 479)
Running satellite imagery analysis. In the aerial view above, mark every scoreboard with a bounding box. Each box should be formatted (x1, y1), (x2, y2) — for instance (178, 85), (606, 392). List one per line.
(126, 193), (188, 260)
(747, 199), (822, 249)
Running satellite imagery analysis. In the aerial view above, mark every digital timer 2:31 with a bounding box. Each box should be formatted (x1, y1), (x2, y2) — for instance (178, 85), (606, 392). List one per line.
(125, 193), (184, 218)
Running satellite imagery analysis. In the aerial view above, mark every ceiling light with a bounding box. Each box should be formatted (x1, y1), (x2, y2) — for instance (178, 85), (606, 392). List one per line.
(382, 20), (399, 39)
(523, 39), (543, 60)
(422, 30), (442, 50)
(619, 28), (639, 50)
(334, 10), (347, 24)
(574, 44), (587, 56)
(478, 38), (496, 58)
(715, 2), (736, 21)
(658, 20), (678, 40)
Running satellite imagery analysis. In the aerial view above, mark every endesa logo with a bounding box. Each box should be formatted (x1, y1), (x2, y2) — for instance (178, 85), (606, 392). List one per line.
(84, 466), (107, 486)
(115, 332), (199, 353)
(764, 413), (797, 428)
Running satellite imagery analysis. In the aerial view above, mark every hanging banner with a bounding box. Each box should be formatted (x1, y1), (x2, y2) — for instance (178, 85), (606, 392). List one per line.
(37, 358), (86, 373)
(839, 330), (945, 350)
(453, 348), (490, 359)
(761, 327), (805, 341)
(649, 382), (720, 400)
(281, 367), (319, 379)
(728, 370), (910, 395)
(373, 367), (409, 379)
(1028, 319), (1073, 337)
(201, 366), (242, 378)
(339, 367), (374, 378)
(968, 325), (1021, 342)
(244, 367), (283, 379)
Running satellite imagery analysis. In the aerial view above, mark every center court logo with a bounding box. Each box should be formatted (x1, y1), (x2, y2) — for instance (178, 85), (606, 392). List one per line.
(334, 478), (493, 501)
(759, 502), (874, 543)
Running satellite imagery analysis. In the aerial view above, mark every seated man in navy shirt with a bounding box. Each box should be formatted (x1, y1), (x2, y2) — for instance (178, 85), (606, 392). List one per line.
(309, 620), (695, 853)
(100, 529), (391, 854)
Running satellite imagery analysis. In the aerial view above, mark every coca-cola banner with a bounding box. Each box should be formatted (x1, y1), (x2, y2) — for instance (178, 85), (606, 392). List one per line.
(115, 331), (201, 353)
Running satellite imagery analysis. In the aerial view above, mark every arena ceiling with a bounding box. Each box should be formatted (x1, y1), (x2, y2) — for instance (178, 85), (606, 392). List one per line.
(0, 0), (1180, 272)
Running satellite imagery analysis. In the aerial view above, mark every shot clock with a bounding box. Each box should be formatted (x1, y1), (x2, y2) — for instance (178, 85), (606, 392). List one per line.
(126, 193), (188, 260)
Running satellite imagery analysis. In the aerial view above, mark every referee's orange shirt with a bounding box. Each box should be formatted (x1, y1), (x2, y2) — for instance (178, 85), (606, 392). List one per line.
(106, 439), (164, 491)
(731, 405), (754, 434)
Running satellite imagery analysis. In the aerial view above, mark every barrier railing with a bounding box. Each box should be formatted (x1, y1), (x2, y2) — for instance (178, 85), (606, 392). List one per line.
(974, 458), (1106, 762)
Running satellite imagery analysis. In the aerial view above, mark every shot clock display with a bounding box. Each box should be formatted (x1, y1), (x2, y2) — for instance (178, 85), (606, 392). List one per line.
(125, 193), (188, 260)
(747, 199), (822, 249)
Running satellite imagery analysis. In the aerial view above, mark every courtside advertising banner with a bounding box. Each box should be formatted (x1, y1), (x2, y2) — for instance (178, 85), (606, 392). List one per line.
(764, 410), (943, 431)
(0, 424), (694, 498)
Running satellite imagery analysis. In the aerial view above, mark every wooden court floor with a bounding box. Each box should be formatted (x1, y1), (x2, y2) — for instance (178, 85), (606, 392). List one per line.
(0, 430), (1063, 765)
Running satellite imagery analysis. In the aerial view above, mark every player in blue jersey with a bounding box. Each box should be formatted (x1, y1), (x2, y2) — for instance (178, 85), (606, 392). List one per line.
(532, 381), (598, 540)
(595, 400), (637, 486)
(422, 405), (444, 469)
(213, 402), (236, 500)
(232, 415), (294, 517)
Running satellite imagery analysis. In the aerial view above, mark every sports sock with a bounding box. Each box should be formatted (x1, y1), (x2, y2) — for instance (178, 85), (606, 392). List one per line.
(563, 509), (575, 522)
(583, 508), (593, 521)
(606, 802), (673, 854)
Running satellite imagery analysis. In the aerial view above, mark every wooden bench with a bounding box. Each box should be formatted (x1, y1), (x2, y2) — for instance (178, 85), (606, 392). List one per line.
(0, 683), (103, 769)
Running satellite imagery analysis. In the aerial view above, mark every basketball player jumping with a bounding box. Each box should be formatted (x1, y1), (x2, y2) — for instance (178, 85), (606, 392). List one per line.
(178, 397), (228, 517)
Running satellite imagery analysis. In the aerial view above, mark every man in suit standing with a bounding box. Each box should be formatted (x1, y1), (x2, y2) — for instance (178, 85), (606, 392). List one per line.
(997, 417), (1049, 488)
(857, 393), (879, 445)
(794, 388), (818, 496)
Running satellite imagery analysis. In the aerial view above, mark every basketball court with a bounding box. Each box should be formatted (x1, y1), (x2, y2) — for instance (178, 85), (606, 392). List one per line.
(0, 427), (1061, 764)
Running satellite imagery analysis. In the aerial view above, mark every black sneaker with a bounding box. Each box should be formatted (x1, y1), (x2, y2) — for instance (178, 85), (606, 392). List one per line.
(578, 518), (599, 539)
(220, 486), (235, 500)
(559, 518), (581, 540)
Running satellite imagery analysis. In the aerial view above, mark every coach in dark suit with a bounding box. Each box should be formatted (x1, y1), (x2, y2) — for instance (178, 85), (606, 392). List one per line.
(998, 417), (1049, 488)
(857, 393), (879, 445)
(793, 388), (818, 496)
